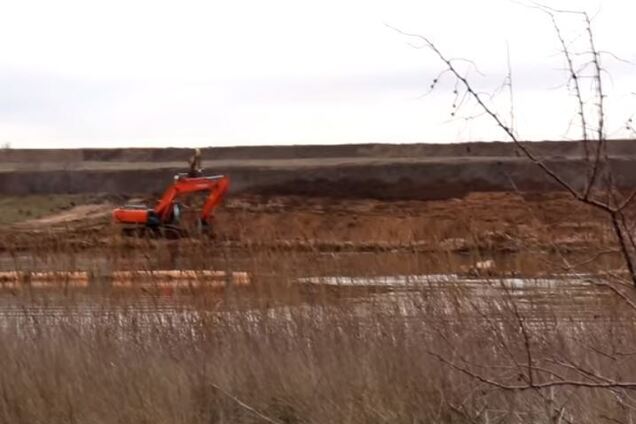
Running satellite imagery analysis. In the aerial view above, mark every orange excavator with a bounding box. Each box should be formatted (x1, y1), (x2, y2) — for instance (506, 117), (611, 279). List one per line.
(113, 173), (229, 237)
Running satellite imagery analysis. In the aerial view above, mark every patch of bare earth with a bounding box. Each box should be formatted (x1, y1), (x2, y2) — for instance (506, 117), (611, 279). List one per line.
(13, 203), (113, 230)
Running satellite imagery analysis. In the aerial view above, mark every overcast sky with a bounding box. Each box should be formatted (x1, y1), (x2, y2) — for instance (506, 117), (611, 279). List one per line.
(0, 0), (634, 148)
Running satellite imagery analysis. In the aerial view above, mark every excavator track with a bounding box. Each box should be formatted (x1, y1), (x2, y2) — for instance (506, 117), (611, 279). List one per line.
(120, 224), (186, 239)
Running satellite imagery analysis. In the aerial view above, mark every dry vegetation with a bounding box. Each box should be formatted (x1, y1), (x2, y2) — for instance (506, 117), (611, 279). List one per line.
(0, 236), (633, 423)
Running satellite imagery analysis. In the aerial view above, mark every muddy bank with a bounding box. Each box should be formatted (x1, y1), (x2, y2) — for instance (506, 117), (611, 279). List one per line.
(0, 190), (618, 259)
(1, 139), (636, 163)
(0, 157), (634, 200)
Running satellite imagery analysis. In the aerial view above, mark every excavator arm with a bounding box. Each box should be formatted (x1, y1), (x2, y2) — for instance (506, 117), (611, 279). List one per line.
(154, 175), (230, 223)
(200, 176), (229, 221)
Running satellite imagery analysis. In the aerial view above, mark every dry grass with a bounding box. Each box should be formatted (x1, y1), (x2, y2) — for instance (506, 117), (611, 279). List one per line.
(0, 192), (633, 423)
(0, 239), (634, 424)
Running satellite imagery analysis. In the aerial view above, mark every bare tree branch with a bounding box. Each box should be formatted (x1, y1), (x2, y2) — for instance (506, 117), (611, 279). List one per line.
(426, 349), (636, 391)
(546, 12), (589, 160)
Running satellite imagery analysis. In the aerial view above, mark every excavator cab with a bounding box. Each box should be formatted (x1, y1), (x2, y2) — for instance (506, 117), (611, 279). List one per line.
(170, 203), (181, 225)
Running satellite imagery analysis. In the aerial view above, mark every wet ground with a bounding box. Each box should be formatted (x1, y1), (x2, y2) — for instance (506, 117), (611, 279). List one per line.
(0, 267), (630, 329)
(0, 190), (632, 328)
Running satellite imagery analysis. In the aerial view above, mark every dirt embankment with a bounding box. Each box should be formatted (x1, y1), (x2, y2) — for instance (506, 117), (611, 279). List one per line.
(2, 139), (636, 162)
(0, 140), (635, 200)
(0, 191), (620, 265)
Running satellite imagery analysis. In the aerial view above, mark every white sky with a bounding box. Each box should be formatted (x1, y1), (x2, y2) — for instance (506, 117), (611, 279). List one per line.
(0, 0), (634, 148)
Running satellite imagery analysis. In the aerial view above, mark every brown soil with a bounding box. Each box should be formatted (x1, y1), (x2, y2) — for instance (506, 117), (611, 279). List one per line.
(14, 203), (113, 228)
(0, 141), (632, 263)
(217, 191), (614, 251)
(0, 191), (617, 258)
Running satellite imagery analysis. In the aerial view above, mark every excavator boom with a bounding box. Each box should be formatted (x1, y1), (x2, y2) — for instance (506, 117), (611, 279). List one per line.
(154, 175), (229, 221)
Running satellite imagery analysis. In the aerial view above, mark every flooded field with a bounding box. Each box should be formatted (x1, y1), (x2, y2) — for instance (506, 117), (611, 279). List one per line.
(0, 267), (628, 326)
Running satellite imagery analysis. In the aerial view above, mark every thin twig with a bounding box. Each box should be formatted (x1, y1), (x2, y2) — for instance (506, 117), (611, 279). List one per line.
(210, 383), (285, 424)
(426, 349), (636, 391)
(506, 42), (516, 138)
(546, 12), (589, 159)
